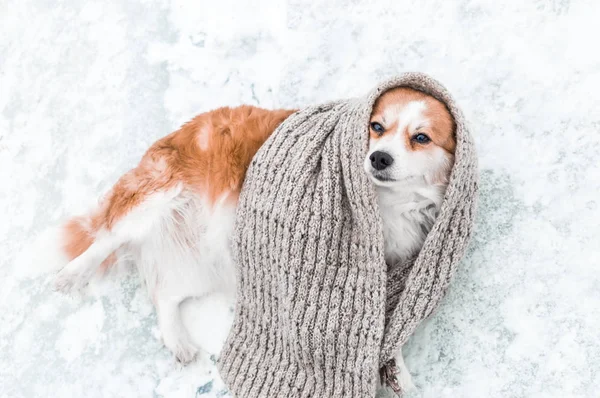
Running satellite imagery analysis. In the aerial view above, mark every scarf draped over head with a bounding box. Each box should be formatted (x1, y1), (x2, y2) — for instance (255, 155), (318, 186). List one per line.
(218, 72), (478, 397)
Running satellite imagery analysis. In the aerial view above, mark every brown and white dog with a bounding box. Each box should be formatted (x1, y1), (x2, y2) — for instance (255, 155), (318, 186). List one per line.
(364, 87), (455, 390)
(51, 88), (455, 389)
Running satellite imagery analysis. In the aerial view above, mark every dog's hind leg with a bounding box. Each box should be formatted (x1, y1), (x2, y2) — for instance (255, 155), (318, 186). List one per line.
(155, 294), (198, 364)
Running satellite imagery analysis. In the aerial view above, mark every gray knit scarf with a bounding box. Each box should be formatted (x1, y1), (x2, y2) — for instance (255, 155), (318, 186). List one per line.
(218, 72), (478, 397)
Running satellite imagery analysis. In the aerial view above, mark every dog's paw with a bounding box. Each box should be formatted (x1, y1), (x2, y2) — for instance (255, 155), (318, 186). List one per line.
(174, 344), (198, 365)
(54, 267), (89, 294)
(167, 338), (198, 365)
(54, 270), (79, 294)
(162, 332), (198, 365)
(53, 255), (96, 294)
(396, 366), (415, 393)
(394, 352), (415, 393)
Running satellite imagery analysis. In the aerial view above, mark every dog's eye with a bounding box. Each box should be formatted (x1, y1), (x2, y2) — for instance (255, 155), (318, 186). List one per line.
(413, 133), (431, 144)
(370, 122), (385, 134)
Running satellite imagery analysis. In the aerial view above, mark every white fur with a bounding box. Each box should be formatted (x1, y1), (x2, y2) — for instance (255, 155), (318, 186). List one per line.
(394, 349), (416, 392)
(54, 186), (237, 363)
(197, 125), (211, 151)
(385, 100), (427, 132)
(376, 179), (445, 265)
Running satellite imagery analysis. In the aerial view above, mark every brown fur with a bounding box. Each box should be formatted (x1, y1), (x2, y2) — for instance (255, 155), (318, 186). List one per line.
(369, 87), (456, 154)
(61, 105), (295, 263)
(62, 216), (94, 260)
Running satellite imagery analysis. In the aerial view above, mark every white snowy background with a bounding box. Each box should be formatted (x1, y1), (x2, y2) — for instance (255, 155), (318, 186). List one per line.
(1, 0), (599, 397)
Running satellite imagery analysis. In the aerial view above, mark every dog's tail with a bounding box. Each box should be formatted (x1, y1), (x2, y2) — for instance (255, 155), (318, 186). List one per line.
(61, 214), (117, 272)
(52, 198), (126, 292)
(62, 215), (95, 261)
(15, 208), (115, 282)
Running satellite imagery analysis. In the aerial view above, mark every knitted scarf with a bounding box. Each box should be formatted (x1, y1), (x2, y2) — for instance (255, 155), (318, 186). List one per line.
(218, 72), (478, 397)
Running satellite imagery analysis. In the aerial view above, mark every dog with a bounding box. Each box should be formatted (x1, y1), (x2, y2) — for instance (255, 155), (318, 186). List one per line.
(364, 87), (456, 392)
(52, 89), (455, 390)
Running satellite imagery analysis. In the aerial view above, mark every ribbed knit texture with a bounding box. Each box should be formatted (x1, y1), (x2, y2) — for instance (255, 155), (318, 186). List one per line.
(218, 72), (478, 397)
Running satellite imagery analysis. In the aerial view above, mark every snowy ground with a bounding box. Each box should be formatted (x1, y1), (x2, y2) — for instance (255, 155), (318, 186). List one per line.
(1, 0), (600, 397)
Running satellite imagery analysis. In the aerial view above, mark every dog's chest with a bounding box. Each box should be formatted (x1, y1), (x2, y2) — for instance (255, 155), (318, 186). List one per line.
(376, 188), (438, 266)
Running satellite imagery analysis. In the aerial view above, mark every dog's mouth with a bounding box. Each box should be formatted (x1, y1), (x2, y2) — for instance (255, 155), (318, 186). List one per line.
(374, 174), (394, 182)
(370, 171), (395, 183)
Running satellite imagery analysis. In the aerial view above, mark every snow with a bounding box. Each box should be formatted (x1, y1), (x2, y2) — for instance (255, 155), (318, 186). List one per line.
(1, 0), (600, 397)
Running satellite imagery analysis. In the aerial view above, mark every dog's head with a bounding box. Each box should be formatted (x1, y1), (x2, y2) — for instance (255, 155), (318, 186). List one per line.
(364, 87), (456, 188)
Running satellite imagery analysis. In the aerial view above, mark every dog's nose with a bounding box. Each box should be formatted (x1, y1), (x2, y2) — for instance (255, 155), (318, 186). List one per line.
(369, 151), (394, 170)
